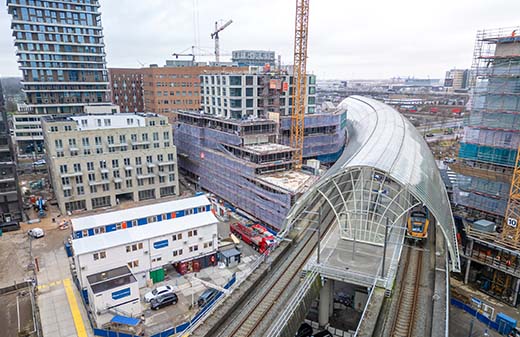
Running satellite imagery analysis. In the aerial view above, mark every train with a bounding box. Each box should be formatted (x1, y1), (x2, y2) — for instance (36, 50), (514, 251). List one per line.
(407, 206), (429, 240)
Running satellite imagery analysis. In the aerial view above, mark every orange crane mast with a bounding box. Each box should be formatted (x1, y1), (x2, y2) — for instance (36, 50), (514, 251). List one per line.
(501, 144), (520, 248)
(290, 0), (310, 169)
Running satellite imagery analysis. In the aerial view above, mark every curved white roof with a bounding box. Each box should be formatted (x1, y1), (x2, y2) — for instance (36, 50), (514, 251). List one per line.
(284, 96), (460, 271)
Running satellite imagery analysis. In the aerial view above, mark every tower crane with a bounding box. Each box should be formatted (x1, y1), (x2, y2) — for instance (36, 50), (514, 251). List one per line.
(172, 45), (230, 63)
(501, 144), (520, 248)
(290, 0), (310, 169)
(211, 19), (233, 63)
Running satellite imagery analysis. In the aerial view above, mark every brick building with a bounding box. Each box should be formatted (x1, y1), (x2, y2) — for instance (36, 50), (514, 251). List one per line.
(109, 68), (144, 113)
(108, 65), (246, 121)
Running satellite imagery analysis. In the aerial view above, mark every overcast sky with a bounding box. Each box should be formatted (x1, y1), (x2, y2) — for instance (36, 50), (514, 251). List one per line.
(0, 0), (518, 79)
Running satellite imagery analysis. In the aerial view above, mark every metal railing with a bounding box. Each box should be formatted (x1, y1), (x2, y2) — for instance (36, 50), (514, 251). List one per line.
(265, 265), (319, 337)
(180, 244), (275, 336)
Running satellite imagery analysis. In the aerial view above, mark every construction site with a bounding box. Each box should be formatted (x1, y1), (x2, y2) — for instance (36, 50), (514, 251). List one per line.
(173, 103), (345, 230)
(453, 26), (520, 307)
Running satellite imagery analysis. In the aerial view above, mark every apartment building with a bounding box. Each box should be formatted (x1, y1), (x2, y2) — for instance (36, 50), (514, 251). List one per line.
(42, 113), (179, 213)
(444, 68), (470, 92)
(6, 0), (114, 155)
(199, 69), (317, 119)
(0, 81), (23, 227)
(108, 64), (246, 122)
(232, 50), (275, 67)
(6, 0), (111, 114)
(109, 68), (144, 113)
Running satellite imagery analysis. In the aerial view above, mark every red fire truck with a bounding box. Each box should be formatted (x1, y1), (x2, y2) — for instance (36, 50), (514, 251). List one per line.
(230, 222), (276, 254)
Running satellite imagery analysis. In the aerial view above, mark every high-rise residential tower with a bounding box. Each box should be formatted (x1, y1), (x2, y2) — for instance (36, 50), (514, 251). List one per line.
(6, 0), (110, 114)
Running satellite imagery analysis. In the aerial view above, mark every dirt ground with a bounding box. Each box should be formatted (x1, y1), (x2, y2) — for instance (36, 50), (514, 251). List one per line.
(0, 289), (36, 337)
(0, 231), (32, 288)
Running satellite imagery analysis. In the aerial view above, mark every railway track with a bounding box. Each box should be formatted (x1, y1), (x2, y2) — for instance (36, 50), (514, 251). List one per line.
(390, 247), (423, 337)
(212, 205), (335, 337)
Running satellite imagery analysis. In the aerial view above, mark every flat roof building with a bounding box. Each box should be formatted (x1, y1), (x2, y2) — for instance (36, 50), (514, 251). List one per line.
(72, 195), (219, 288)
(108, 65), (247, 122)
(42, 113), (179, 213)
(6, 0), (111, 115)
(232, 50), (276, 67)
(86, 265), (141, 327)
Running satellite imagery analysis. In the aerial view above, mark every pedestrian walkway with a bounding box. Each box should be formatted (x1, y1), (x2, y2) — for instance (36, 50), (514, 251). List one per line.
(35, 235), (93, 337)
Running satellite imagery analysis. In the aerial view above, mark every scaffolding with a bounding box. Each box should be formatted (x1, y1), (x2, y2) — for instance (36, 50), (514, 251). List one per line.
(457, 26), (520, 220)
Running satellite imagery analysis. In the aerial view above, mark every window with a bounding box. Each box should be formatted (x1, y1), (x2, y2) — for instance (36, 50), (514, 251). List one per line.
(188, 229), (198, 237)
(55, 139), (63, 148)
(62, 177), (70, 185)
(112, 159), (119, 168)
(152, 256), (162, 263)
(127, 260), (139, 268)
(93, 251), (106, 260)
(73, 163), (81, 172)
(189, 245), (199, 252)
(203, 241), (213, 249)
(59, 164), (67, 174)
(64, 189), (71, 197)
(173, 249), (183, 257)
(77, 186), (84, 195)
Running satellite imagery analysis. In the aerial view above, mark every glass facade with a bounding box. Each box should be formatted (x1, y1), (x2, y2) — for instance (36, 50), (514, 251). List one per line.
(7, 0), (110, 114)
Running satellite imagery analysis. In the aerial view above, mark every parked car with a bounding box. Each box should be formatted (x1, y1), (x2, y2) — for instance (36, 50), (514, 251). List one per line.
(28, 228), (44, 238)
(296, 323), (313, 337)
(197, 288), (219, 307)
(144, 285), (174, 302)
(425, 133), (434, 137)
(443, 157), (456, 164)
(150, 292), (178, 310)
(32, 159), (46, 166)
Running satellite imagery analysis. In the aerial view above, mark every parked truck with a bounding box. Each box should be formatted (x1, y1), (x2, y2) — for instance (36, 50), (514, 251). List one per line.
(230, 222), (276, 254)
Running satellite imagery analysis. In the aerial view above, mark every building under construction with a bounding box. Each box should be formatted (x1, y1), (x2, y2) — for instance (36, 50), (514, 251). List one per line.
(175, 66), (346, 230)
(454, 26), (520, 306)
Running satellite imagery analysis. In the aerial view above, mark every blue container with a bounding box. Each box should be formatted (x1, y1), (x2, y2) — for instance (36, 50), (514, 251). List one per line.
(496, 312), (516, 335)
(64, 242), (72, 257)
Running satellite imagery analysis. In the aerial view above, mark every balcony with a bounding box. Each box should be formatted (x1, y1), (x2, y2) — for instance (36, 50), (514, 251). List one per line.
(60, 171), (83, 178)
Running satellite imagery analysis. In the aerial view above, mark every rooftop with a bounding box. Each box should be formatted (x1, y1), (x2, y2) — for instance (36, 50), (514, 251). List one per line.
(71, 195), (211, 232)
(87, 265), (137, 294)
(43, 113), (166, 131)
(259, 170), (317, 194)
(244, 143), (293, 154)
(72, 211), (218, 255)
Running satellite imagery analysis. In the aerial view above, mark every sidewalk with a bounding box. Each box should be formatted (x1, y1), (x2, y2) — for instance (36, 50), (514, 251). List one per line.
(35, 230), (93, 337)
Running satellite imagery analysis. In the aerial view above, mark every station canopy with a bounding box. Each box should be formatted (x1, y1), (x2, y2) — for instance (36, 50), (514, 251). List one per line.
(283, 96), (460, 272)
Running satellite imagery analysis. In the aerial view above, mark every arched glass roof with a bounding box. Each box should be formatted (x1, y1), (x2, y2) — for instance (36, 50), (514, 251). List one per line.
(283, 96), (460, 272)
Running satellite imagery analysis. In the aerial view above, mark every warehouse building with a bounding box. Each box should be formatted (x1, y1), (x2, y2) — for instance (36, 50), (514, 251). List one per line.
(42, 113), (179, 213)
(71, 195), (218, 289)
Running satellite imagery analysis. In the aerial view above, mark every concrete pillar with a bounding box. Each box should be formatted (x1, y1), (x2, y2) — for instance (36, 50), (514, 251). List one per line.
(513, 277), (520, 306)
(319, 278), (332, 327)
(329, 279), (334, 314)
(464, 239), (474, 284)
(464, 259), (472, 284)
